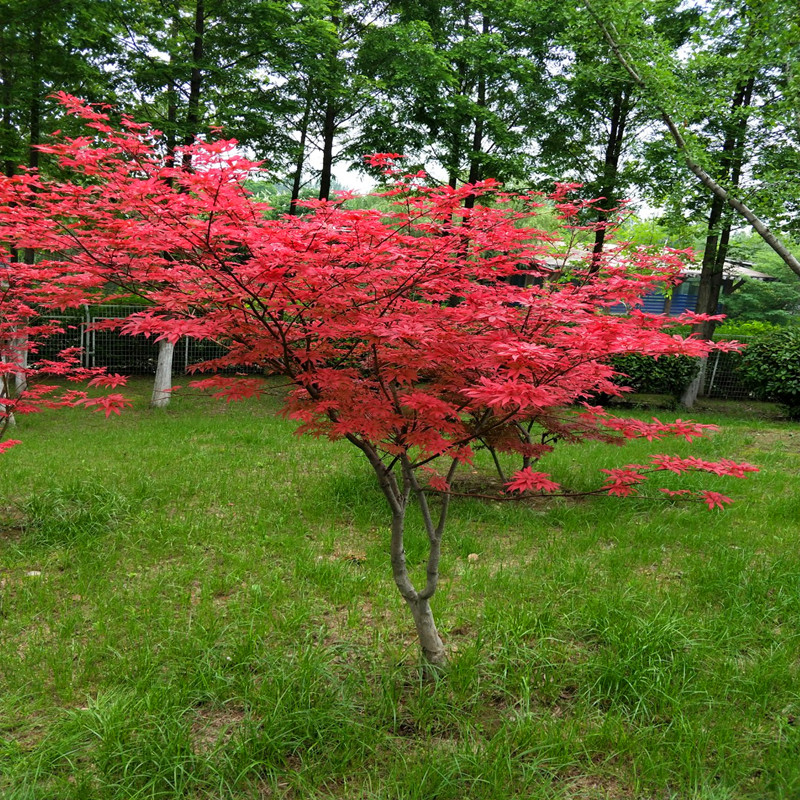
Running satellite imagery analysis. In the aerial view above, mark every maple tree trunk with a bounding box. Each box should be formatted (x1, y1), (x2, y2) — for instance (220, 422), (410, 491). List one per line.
(354, 440), (450, 667)
(406, 596), (446, 667)
(151, 339), (175, 408)
(390, 506), (447, 667)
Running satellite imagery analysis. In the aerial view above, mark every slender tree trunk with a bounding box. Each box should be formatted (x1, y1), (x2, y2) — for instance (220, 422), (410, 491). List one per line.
(1, 63), (14, 179)
(681, 196), (727, 408)
(154, 2), (204, 406)
(447, 132), (461, 189)
(0, 369), (15, 428)
(166, 80), (177, 171)
(152, 49), (179, 405)
(13, 25), (42, 397)
(590, 89), (630, 272)
(692, 77), (754, 338)
(406, 597), (446, 665)
(317, 12), (341, 203)
(151, 339), (175, 408)
(182, 0), (205, 151)
(318, 99), (337, 201)
(447, 47), (470, 190)
(350, 436), (453, 667)
(164, 11), (180, 172)
(692, 194), (726, 339)
(463, 16), (489, 212)
(289, 93), (312, 214)
(389, 506), (447, 666)
(681, 78), (754, 408)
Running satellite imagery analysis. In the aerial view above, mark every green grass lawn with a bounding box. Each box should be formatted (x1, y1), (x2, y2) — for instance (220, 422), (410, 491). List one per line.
(1, 379), (799, 799)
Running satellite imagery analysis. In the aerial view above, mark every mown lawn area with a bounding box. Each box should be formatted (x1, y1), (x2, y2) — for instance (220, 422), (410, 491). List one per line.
(1, 379), (799, 799)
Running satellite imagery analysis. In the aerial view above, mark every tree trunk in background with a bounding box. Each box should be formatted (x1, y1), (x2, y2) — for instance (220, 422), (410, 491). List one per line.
(13, 24), (42, 397)
(1, 63), (14, 179)
(153, 0), (204, 407)
(682, 77), (754, 408)
(590, 89), (630, 272)
(462, 17), (488, 213)
(447, 133), (461, 189)
(151, 339), (175, 408)
(289, 93), (312, 214)
(318, 98), (336, 201)
(182, 0), (205, 151)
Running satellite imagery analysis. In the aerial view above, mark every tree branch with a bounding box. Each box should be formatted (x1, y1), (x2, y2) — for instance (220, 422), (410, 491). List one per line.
(585, 0), (800, 279)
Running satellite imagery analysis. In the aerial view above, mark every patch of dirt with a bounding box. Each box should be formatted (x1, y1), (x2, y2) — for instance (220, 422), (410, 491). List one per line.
(634, 554), (685, 586)
(190, 704), (246, 756)
(746, 429), (800, 453)
(0, 523), (24, 543)
(0, 505), (26, 542)
(561, 771), (636, 799)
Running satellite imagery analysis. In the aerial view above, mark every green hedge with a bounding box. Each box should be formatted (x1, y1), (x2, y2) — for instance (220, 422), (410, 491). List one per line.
(738, 328), (800, 419)
(610, 353), (700, 399)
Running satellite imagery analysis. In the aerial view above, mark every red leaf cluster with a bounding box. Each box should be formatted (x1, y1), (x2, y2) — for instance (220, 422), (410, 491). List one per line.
(0, 96), (756, 513)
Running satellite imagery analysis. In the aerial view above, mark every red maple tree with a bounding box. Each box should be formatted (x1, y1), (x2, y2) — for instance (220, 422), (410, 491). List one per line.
(0, 97), (757, 663)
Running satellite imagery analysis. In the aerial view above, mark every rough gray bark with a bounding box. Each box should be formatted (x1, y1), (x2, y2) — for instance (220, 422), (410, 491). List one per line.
(150, 339), (175, 408)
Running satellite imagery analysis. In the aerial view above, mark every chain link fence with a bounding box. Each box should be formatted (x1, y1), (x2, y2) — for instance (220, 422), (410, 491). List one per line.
(32, 305), (757, 399)
(702, 337), (751, 400)
(34, 305), (230, 375)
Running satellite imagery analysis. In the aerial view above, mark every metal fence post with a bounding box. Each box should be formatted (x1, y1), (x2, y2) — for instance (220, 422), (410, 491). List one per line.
(82, 304), (91, 368)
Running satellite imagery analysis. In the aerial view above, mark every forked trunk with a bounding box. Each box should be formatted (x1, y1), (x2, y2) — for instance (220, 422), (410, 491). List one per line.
(151, 339), (175, 408)
(348, 439), (457, 668)
(388, 505), (447, 666)
(406, 596), (446, 666)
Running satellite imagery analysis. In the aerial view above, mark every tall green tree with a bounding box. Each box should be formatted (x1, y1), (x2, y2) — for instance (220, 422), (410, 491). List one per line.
(113, 0), (290, 162)
(587, 0), (800, 405)
(356, 0), (564, 193)
(536, 0), (699, 265)
(0, 0), (120, 394)
(0, 0), (119, 178)
(112, 0), (293, 404)
(586, 0), (800, 283)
